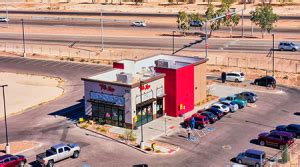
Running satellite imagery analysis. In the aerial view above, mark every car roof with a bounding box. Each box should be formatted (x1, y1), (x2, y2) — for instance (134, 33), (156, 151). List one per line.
(246, 149), (265, 155)
(289, 124), (300, 128)
(0, 154), (13, 160)
(52, 143), (66, 149)
(271, 131), (294, 137)
(229, 71), (243, 74)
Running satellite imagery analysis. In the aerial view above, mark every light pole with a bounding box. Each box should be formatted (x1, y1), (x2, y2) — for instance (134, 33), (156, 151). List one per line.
(242, 0), (246, 38)
(164, 113), (167, 136)
(5, 0), (8, 27)
(101, 10), (104, 51)
(205, 21), (208, 58)
(272, 33), (275, 76)
(1, 85), (10, 154)
(139, 80), (144, 149)
(172, 31), (175, 54)
(21, 19), (26, 57)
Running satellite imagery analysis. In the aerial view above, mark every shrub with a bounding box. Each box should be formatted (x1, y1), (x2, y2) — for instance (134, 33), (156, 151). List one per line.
(124, 129), (137, 142)
(80, 58), (85, 62)
(60, 57), (64, 61)
(69, 57), (74, 61)
(281, 144), (290, 163)
(82, 124), (89, 129)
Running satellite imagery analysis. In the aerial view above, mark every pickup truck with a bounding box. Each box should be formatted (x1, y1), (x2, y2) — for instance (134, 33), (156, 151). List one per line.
(36, 143), (80, 167)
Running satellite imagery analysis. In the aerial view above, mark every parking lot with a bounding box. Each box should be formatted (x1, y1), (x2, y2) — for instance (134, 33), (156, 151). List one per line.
(0, 56), (299, 167)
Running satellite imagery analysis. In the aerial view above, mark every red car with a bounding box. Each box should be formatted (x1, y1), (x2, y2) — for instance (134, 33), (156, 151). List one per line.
(258, 131), (295, 150)
(184, 113), (209, 129)
(0, 154), (26, 167)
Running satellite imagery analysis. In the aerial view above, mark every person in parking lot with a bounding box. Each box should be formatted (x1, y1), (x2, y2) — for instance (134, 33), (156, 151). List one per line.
(187, 126), (191, 140)
(190, 117), (195, 130)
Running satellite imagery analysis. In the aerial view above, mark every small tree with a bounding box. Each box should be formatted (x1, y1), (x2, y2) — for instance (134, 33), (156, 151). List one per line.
(281, 144), (290, 163)
(223, 13), (240, 37)
(177, 11), (190, 36)
(250, 5), (279, 38)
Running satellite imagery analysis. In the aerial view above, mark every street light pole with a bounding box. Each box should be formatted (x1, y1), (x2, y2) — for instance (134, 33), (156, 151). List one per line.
(164, 113), (167, 136)
(101, 10), (104, 51)
(272, 33), (275, 76)
(172, 31), (175, 54)
(1, 85), (10, 154)
(205, 21), (208, 58)
(242, 0), (246, 38)
(21, 19), (26, 57)
(5, 0), (8, 27)
(139, 80), (144, 149)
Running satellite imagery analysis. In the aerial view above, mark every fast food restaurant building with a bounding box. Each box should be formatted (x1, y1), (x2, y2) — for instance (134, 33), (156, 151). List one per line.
(82, 54), (208, 129)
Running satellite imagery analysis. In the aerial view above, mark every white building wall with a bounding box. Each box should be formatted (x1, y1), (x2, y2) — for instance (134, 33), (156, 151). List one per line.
(130, 78), (164, 123)
(84, 80), (132, 123)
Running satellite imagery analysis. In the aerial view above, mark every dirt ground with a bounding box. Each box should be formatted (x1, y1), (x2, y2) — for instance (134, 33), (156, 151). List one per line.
(2, 2), (300, 16)
(0, 72), (64, 119)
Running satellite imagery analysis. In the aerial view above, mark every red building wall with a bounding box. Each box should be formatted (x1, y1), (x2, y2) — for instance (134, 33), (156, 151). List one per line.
(175, 64), (194, 117)
(155, 64), (194, 117)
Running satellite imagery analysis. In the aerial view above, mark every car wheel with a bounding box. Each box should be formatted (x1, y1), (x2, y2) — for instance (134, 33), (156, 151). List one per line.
(47, 160), (54, 167)
(280, 48), (284, 51)
(259, 140), (265, 146)
(19, 161), (25, 167)
(255, 163), (260, 167)
(255, 82), (258, 85)
(73, 151), (80, 158)
(237, 159), (242, 164)
(279, 145), (285, 150)
(197, 124), (203, 129)
(292, 48), (296, 52)
(235, 78), (239, 82)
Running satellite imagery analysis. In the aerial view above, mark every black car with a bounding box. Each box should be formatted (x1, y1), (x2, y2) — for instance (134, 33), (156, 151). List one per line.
(254, 76), (276, 87)
(190, 20), (203, 27)
(275, 124), (300, 138)
(204, 108), (224, 120)
(199, 111), (218, 123)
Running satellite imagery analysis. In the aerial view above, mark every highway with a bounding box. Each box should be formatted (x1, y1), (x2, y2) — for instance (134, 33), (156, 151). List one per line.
(1, 10), (300, 19)
(0, 33), (299, 53)
(3, 18), (300, 34)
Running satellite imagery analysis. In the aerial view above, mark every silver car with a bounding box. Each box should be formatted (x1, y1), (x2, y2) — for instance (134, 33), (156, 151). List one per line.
(236, 149), (266, 167)
(278, 42), (299, 51)
(225, 72), (245, 82)
(131, 21), (146, 27)
(219, 100), (238, 112)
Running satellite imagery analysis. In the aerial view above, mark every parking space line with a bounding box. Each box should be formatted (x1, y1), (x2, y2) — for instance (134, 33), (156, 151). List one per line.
(4, 58), (22, 64)
(48, 62), (66, 68)
(15, 58), (32, 64)
(41, 61), (59, 67)
(22, 59), (45, 65)
(0, 57), (16, 63)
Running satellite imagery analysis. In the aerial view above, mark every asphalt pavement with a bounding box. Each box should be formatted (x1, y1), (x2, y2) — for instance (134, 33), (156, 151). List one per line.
(0, 56), (299, 167)
(0, 33), (299, 54)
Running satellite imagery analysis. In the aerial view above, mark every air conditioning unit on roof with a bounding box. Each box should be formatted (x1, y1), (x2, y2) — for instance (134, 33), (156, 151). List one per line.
(155, 59), (174, 68)
(116, 73), (133, 83)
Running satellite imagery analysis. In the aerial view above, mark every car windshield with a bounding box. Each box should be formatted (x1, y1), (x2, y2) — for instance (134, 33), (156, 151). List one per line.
(221, 105), (227, 108)
(230, 102), (235, 105)
(204, 117), (209, 121)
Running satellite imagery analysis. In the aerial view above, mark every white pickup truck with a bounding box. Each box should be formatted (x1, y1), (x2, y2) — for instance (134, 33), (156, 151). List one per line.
(36, 143), (80, 167)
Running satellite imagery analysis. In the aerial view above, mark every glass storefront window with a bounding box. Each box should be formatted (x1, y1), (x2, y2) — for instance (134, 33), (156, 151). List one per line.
(91, 102), (124, 127)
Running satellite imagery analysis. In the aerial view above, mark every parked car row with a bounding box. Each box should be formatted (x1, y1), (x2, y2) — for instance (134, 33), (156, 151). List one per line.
(184, 91), (258, 129)
(0, 143), (80, 167)
(220, 71), (277, 88)
(235, 123), (299, 167)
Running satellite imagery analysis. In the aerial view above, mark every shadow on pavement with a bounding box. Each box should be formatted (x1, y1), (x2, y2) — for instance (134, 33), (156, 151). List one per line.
(29, 161), (42, 167)
(230, 157), (237, 163)
(133, 164), (148, 167)
(48, 99), (86, 122)
(294, 112), (300, 116)
(250, 139), (259, 145)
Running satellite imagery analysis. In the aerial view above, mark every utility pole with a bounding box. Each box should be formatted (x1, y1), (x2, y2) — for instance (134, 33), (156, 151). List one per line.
(272, 33), (275, 76)
(101, 10), (104, 51)
(139, 80), (144, 150)
(21, 19), (26, 57)
(1, 85), (10, 154)
(5, 0), (8, 27)
(205, 21), (208, 58)
(242, 0), (246, 38)
(172, 31), (175, 54)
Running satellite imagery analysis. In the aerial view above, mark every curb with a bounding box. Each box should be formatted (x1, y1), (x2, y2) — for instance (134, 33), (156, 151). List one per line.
(76, 123), (179, 155)
(75, 123), (148, 154)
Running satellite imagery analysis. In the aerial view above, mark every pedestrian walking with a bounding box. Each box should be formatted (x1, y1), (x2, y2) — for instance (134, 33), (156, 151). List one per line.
(187, 126), (191, 140)
(190, 116), (195, 130)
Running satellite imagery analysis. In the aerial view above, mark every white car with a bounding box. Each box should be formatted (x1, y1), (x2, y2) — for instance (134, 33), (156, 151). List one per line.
(219, 100), (239, 112)
(210, 103), (230, 113)
(131, 21), (146, 27)
(225, 72), (245, 82)
(0, 17), (9, 22)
